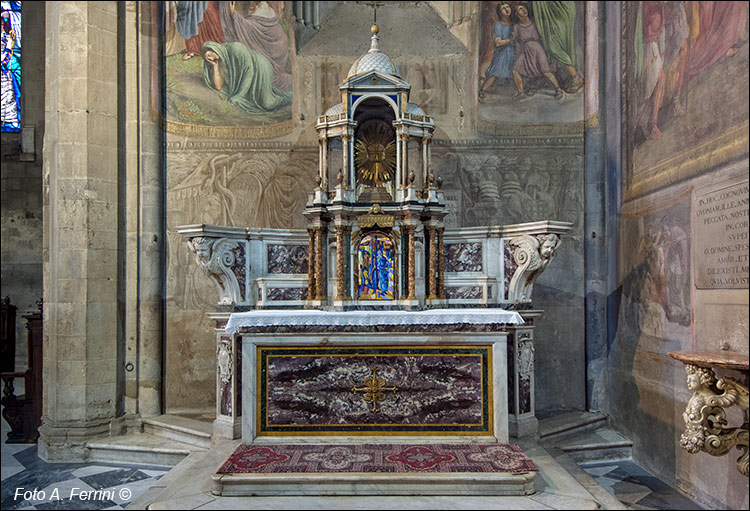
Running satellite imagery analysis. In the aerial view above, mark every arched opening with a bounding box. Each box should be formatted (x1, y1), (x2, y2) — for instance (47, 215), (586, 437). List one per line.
(352, 97), (397, 202)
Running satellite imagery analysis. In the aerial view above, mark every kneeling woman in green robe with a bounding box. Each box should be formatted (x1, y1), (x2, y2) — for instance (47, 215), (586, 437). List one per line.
(202, 41), (292, 114)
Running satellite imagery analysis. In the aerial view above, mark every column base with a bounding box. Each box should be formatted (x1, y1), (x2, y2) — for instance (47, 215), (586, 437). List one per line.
(38, 417), (119, 462)
(400, 298), (421, 310)
(509, 414), (538, 439)
(304, 299), (327, 308)
(214, 416), (242, 440)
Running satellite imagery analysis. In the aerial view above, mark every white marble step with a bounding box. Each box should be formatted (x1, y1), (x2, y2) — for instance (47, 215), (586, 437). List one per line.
(538, 411), (608, 445)
(86, 432), (202, 467)
(142, 414), (213, 449)
(556, 428), (633, 463)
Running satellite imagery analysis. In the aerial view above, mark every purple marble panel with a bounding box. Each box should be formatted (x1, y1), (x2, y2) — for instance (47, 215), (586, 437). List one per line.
(444, 243), (483, 273)
(220, 380), (232, 416)
(507, 333), (515, 415)
(267, 287), (308, 301)
(236, 340), (242, 417)
(445, 286), (483, 299)
(233, 245), (246, 301)
(264, 354), (485, 427)
(503, 243), (516, 300)
(268, 245), (309, 274)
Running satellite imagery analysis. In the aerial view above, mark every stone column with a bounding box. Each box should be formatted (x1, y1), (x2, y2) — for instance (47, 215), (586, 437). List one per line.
(422, 137), (430, 189)
(426, 226), (438, 300)
(437, 227), (445, 299)
(341, 134), (350, 186)
(321, 138), (328, 189)
(406, 226), (416, 300)
(400, 133), (409, 188)
(307, 228), (316, 300)
(334, 225), (350, 300)
(40, 1), (123, 460)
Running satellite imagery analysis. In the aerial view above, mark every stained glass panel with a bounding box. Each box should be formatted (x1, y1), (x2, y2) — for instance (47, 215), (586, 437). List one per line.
(358, 232), (395, 300)
(1, 1), (21, 132)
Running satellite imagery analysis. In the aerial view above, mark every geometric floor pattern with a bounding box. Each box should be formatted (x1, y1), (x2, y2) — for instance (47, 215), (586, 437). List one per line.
(579, 459), (704, 510)
(1, 443), (169, 510)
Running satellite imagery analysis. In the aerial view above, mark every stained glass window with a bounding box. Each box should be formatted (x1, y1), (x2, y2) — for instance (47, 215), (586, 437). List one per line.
(1, 1), (21, 132)
(358, 232), (395, 300)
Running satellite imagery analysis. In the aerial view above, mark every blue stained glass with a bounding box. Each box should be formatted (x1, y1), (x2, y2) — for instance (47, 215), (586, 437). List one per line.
(358, 232), (395, 300)
(1, 0), (21, 132)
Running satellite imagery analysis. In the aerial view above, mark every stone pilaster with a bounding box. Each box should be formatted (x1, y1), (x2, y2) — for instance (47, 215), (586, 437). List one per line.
(426, 226), (438, 300)
(315, 226), (327, 301)
(40, 1), (124, 460)
(307, 228), (317, 300)
(406, 226), (416, 300)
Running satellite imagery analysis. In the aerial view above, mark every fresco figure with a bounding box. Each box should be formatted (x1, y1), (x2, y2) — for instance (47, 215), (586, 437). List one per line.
(479, 2), (516, 103)
(511, 3), (564, 100)
(219, 1), (293, 91)
(177, 1), (224, 60)
(201, 41), (292, 114)
(532, 1), (584, 93)
(688, 1), (747, 81)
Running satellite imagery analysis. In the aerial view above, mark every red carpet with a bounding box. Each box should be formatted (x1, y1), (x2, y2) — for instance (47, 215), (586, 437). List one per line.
(217, 443), (538, 474)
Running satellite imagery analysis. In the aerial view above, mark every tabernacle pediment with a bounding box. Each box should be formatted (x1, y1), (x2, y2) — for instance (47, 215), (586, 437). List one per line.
(342, 70), (410, 91)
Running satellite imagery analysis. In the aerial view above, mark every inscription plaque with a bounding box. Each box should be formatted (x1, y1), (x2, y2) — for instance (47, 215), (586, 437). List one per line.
(694, 180), (749, 289)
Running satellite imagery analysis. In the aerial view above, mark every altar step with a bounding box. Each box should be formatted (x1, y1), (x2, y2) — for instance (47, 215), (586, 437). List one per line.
(538, 411), (633, 463)
(86, 431), (206, 467)
(142, 413), (214, 449)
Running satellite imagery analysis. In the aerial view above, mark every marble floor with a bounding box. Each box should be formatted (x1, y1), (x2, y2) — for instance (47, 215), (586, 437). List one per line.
(1, 417), (704, 510)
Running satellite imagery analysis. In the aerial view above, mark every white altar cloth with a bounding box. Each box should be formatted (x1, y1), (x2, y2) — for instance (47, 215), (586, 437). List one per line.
(225, 308), (524, 333)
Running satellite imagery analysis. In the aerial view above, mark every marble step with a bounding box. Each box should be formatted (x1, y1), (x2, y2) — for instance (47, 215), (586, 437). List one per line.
(538, 411), (608, 446)
(555, 428), (633, 463)
(142, 414), (213, 449)
(86, 432), (202, 467)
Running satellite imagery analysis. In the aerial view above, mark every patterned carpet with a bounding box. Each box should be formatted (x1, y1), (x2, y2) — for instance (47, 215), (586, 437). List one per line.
(218, 443), (538, 474)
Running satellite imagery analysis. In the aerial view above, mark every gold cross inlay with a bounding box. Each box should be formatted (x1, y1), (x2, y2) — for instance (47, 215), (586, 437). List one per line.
(351, 368), (397, 413)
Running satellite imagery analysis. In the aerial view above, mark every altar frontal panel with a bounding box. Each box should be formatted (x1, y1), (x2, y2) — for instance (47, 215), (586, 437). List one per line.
(257, 346), (492, 435)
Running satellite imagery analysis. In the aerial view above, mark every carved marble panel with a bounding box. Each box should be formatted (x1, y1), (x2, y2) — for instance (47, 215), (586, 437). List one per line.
(268, 245), (309, 274)
(445, 286), (483, 300)
(267, 287), (309, 301)
(258, 346), (491, 434)
(444, 242), (483, 273)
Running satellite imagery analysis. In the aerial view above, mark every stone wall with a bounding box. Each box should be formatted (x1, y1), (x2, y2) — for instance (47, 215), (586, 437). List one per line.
(0, 1), (45, 371)
(607, 2), (749, 508)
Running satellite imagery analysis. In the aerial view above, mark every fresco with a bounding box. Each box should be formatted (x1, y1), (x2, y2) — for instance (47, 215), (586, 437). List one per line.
(164, 1), (294, 137)
(477, 1), (585, 127)
(357, 233), (395, 300)
(623, 1), (749, 199)
(619, 193), (692, 341)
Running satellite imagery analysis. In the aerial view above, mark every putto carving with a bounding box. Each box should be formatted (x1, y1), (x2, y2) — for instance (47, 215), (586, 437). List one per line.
(679, 364), (749, 477)
(187, 237), (246, 306)
(507, 233), (561, 303)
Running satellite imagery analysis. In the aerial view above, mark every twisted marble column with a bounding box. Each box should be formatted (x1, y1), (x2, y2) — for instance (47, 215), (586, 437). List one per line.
(426, 226), (438, 300)
(437, 227), (445, 299)
(406, 225), (416, 300)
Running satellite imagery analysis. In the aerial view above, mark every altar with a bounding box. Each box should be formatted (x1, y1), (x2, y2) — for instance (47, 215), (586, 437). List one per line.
(177, 20), (571, 497)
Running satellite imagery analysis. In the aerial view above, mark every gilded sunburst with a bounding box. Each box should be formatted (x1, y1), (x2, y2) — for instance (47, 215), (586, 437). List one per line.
(355, 120), (396, 187)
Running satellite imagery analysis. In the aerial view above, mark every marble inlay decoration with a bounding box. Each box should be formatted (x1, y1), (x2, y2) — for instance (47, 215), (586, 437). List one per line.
(503, 243), (516, 300)
(232, 245), (246, 301)
(257, 346), (491, 434)
(445, 286), (483, 299)
(267, 287), (309, 301)
(217, 443), (537, 473)
(267, 245), (309, 274)
(444, 242), (483, 273)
